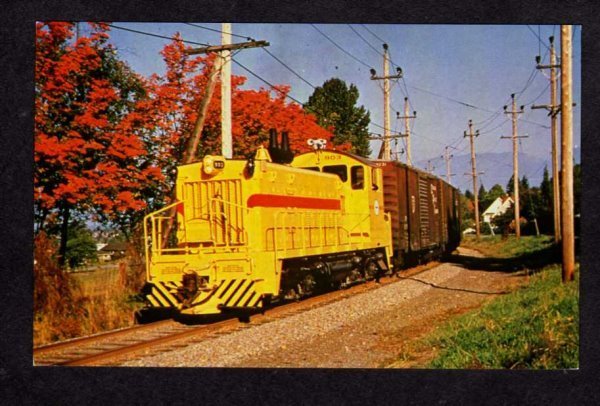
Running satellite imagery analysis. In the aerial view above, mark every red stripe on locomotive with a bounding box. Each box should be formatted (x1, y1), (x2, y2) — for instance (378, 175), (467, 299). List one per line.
(247, 194), (341, 210)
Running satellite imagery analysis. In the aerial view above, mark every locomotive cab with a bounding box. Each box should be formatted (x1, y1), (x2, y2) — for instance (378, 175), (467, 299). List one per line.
(292, 149), (393, 267)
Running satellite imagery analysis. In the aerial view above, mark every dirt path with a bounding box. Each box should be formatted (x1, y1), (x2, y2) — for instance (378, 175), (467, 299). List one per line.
(231, 247), (529, 368)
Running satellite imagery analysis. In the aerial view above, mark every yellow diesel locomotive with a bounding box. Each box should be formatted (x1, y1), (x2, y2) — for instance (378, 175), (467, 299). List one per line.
(141, 130), (394, 319)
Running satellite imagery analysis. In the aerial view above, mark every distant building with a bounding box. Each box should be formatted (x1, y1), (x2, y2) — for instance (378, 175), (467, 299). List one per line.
(97, 241), (127, 262)
(482, 195), (514, 224)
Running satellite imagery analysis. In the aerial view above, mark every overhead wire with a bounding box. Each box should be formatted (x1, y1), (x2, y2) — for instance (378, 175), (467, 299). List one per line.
(108, 23), (210, 46)
(183, 23), (319, 91)
(310, 24), (374, 70)
(109, 23), (308, 107)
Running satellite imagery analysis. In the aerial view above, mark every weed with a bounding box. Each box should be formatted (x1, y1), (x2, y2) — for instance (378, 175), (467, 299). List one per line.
(425, 264), (578, 369)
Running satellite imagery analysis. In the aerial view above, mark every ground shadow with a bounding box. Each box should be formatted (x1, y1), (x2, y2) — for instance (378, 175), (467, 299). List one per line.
(446, 243), (564, 276)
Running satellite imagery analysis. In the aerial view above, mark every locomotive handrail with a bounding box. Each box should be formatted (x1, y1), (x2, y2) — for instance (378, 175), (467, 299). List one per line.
(144, 201), (186, 279)
(209, 197), (249, 247)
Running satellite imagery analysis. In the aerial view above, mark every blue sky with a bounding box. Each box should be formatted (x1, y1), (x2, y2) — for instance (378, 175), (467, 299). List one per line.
(99, 23), (581, 190)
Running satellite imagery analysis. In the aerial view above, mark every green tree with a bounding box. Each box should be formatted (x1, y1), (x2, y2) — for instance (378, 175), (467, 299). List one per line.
(537, 167), (554, 235)
(477, 185), (487, 215)
(65, 222), (98, 269)
(304, 78), (371, 157)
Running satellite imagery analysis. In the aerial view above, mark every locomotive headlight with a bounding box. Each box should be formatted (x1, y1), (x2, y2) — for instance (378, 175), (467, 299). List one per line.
(203, 155), (225, 175)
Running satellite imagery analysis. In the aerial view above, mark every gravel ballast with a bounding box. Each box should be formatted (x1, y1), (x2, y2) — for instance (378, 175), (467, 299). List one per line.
(124, 249), (524, 368)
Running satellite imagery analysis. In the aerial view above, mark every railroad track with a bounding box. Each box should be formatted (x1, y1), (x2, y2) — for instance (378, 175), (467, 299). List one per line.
(33, 261), (440, 367)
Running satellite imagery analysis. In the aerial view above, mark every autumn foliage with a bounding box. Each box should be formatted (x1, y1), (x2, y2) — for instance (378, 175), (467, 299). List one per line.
(33, 22), (352, 343)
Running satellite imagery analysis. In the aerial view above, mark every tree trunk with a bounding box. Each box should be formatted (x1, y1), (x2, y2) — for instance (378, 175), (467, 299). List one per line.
(161, 61), (221, 249)
(58, 201), (70, 268)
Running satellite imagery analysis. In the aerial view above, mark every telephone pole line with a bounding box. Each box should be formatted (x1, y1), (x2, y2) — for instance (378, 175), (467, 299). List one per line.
(560, 25), (575, 282)
(397, 97), (417, 166)
(368, 131), (407, 161)
(443, 146), (456, 185)
(221, 23), (232, 159)
(501, 94), (527, 239)
(464, 120), (482, 239)
(532, 35), (561, 242)
(427, 160), (434, 173)
(370, 44), (403, 161)
(185, 35), (269, 160)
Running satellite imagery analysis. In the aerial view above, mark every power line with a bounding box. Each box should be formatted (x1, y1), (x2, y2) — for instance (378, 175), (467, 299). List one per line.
(479, 118), (510, 135)
(108, 24), (307, 107)
(408, 84), (491, 111)
(360, 24), (387, 45)
(522, 81), (551, 106)
(108, 24), (210, 47)
(347, 24), (383, 56)
(526, 25), (551, 53)
(231, 58), (305, 105)
(184, 22), (254, 41)
(260, 48), (317, 89)
(310, 24), (373, 70)
(184, 23), (318, 93)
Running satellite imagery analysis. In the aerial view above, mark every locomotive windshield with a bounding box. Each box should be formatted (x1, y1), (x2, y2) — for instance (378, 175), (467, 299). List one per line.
(323, 165), (347, 182)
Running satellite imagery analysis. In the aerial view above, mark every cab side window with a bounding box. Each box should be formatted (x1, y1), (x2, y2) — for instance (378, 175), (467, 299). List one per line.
(351, 165), (364, 190)
(323, 165), (347, 182)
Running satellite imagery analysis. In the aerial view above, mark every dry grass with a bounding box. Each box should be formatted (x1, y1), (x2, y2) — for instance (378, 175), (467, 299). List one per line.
(33, 233), (144, 347)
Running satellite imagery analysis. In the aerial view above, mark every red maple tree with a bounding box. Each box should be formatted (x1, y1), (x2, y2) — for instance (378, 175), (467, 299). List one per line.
(35, 22), (163, 263)
(142, 34), (349, 166)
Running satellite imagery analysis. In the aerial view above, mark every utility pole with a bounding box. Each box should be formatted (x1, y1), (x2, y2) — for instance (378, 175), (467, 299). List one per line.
(501, 94), (527, 239)
(159, 34), (268, 248)
(397, 97), (417, 166)
(443, 146), (456, 185)
(368, 131), (407, 161)
(221, 23), (232, 159)
(532, 35), (561, 242)
(370, 44), (403, 161)
(560, 25), (575, 282)
(464, 120), (482, 239)
(184, 36), (268, 161)
(427, 160), (433, 173)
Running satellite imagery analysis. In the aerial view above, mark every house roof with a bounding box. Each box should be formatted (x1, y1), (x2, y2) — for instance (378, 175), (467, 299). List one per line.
(100, 241), (128, 252)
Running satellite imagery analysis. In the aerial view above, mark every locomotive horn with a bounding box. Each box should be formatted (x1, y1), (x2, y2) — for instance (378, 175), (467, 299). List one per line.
(281, 131), (290, 151)
(269, 128), (279, 149)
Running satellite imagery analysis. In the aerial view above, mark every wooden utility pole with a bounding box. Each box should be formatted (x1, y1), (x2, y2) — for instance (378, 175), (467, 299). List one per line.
(368, 132), (407, 161)
(560, 25), (575, 282)
(221, 23), (232, 159)
(532, 35), (561, 242)
(501, 94), (526, 239)
(184, 37), (269, 162)
(426, 160), (433, 173)
(397, 97), (417, 166)
(443, 146), (456, 185)
(464, 120), (481, 238)
(370, 44), (403, 161)
(159, 34), (268, 248)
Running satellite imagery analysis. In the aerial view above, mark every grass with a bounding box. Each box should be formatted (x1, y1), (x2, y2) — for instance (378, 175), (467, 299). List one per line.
(425, 264), (579, 369)
(33, 233), (146, 346)
(390, 234), (579, 369)
(461, 234), (555, 258)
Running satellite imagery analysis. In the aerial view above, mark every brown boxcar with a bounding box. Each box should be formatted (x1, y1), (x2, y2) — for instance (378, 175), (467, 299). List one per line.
(381, 161), (461, 268)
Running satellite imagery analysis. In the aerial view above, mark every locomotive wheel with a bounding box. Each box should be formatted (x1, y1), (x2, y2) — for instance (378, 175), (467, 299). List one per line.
(363, 258), (379, 280)
(298, 273), (316, 297)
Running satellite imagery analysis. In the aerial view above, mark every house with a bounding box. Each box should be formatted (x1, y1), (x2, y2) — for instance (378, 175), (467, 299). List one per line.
(98, 241), (127, 262)
(482, 195), (514, 224)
